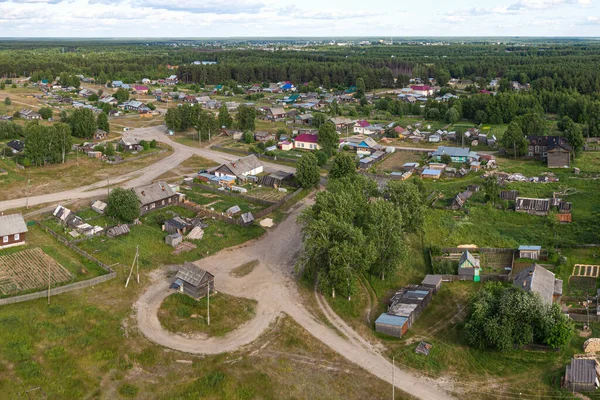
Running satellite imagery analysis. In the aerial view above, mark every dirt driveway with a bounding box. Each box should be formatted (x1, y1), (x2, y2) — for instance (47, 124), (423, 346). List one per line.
(134, 198), (454, 400)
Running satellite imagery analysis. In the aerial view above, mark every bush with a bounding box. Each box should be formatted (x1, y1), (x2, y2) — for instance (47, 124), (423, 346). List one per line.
(150, 139), (157, 148)
(256, 142), (265, 150)
(118, 383), (139, 398)
(433, 259), (457, 275)
(140, 140), (150, 151)
(4, 97), (11, 105)
(106, 187), (140, 223)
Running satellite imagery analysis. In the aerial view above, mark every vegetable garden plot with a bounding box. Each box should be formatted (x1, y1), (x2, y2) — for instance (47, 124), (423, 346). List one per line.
(0, 248), (72, 295)
(572, 264), (600, 278)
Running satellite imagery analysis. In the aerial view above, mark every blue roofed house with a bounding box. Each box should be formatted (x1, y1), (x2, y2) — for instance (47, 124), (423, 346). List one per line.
(112, 80), (124, 88)
(431, 146), (480, 163)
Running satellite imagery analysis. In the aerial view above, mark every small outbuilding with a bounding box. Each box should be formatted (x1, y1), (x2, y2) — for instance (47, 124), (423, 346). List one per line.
(171, 262), (215, 300)
(421, 169), (442, 179)
(421, 275), (442, 294)
(518, 245), (541, 260)
(106, 224), (130, 238)
(375, 313), (409, 338)
(163, 217), (191, 235)
(0, 213), (28, 249)
(165, 233), (183, 247)
(564, 358), (599, 392)
(91, 200), (107, 214)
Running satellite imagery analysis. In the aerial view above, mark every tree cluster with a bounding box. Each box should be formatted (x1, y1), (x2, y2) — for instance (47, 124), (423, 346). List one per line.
(464, 283), (573, 351)
(22, 121), (72, 166)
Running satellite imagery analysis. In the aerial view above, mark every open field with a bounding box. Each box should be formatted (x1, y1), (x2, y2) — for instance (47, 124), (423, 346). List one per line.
(0, 148), (172, 201)
(155, 155), (219, 182)
(77, 205), (265, 269)
(0, 248), (71, 296)
(376, 151), (426, 173)
(158, 292), (257, 337)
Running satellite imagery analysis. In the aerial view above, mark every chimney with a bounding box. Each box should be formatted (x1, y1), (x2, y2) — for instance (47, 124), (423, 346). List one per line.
(528, 271), (533, 276)
(523, 280), (527, 287)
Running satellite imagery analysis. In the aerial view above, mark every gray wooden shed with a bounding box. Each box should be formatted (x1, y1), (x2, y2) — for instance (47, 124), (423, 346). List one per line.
(171, 262), (215, 300)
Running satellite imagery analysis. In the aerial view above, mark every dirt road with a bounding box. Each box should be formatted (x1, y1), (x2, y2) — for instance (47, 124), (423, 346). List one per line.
(134, 199), (454, 400)
(0, 126), (294, 212)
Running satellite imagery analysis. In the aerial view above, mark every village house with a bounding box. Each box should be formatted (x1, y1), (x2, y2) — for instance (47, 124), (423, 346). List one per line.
(118, 137), (143, 152)
(431, 146), (480, 163)
(214, 154), (264, 181)
(78, 88), (94, 98)
(7, 140), (24, 154)
(133, 181), (179, 215)
(329, 116), (354, 131)
(342, 136), (380, 156)
(132, 85), (149, 94)
(219, 128), (243, 141)
(410, 85), (434, 97)
(254, 131), (274, 143)
(171, 262), (214, 300)
(279, 141), (293, 151)
(20, 109), (41, 120)
(266, 107), (286, 121)
(0, 213), (28, 249)
(120, 100), (144, 112)
(527, 136), (572, 167)
(513, 264), (562, 305)
(294, 133), (321, 151)
(165, 75), (178, 85)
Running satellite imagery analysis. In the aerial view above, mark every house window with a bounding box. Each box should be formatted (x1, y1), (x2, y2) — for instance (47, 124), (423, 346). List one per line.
(2, 236), (7, 243)
(150, 203), (155, 209)
(14, 233), (19, 241)
(528, 152), (533, 157)
(162, 200), (166, 205)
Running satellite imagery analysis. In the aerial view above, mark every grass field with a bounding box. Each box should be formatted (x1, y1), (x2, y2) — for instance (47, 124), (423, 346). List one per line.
(158, 292), (257, 337)
(77, 206), (265, 269)
(155, 155), (219, 182)
(376, 151), (426, 173)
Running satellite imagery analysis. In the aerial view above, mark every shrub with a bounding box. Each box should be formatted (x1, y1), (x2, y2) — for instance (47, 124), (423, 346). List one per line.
(118, 383), (139, 398)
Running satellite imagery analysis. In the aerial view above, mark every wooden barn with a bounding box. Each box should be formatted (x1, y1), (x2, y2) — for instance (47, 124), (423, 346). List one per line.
(375, 313), (409, 338)
(171, 262), (215, 300)
(0, 213), (28, 249)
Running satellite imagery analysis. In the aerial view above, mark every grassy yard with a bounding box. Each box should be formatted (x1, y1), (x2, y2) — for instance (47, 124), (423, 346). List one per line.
(155, 155), (219, 182)
(0, 148), (172, 201)
(181, 186), (269, 214)
(376, 151), (427, 173)
(230, 260), (259, 277)
(77, 205), (265, 269)
(158, 292), (257, 337)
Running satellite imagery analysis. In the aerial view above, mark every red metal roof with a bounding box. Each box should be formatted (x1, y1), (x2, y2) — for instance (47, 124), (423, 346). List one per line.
(411, 85), (432, 91)
(356, 120), (370, 127)
(294, 133), (318, 143)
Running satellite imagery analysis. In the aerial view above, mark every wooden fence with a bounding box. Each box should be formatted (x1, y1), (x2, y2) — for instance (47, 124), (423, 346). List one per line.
(211, 145), (301, 165)
(181, 187), (304, 227)
(190, 183), (277, 206)
(441, 247), (516, 255)
(440, 273), (510, 283)
(0, 223), (118, 306)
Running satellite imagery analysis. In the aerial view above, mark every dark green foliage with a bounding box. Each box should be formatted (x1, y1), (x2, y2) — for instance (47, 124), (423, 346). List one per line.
(0, 121), (23, 139)
(4, 97), (11, 105)
(38, 107), (52, 120)
(501, 121), (528, 156)
(23, 122), (72, 165)
(236, 105), (256, 132)
(243, 131), (254, 144)
(483, 175), (500, 204)
(150, 139), (157, 148)
(217, 104), (233, 128)
(464, 283), (573, 351)
(329, 153), (356, 179)
(296, 153), (320, 188)
(106, 188), (140, 223)
(97, 112), (109, 132)
(70, 108), (97, 139)
(433, 259), (457, 275)
(314, 150), (328, 166)
(317, 122), (338, 156)
(440, 154), (452, 165)
(114, 87), (129, 102)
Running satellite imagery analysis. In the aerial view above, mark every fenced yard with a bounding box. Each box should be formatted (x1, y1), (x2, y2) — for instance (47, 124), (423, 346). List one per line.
(0, 248), (72, 295)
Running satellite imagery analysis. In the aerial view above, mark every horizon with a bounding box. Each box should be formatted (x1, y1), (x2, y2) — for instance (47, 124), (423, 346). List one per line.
(0, 0), (598, 37)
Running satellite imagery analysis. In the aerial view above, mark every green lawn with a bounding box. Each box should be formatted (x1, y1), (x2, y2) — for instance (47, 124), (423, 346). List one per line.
(77, 206), (265, 269)
(158, 292), (257, 337)
(181, 186), (268, 214)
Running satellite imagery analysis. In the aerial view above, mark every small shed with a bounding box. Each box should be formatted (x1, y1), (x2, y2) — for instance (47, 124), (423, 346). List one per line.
(91, 200), (107, 214)
(518, 245), (541, 260)
(375, 313), (409, 338)
(165, 233), (183, 247)
(240, 212), (255, 225)
(163, 217), (191, 235)
(564, 358), (598, 392)
(421, 275), (442, 294)
(226, 205), (241, 216)
(171, 262), (214, 300)
(106, 224), (130, 238)
(421, 169), (442, 179)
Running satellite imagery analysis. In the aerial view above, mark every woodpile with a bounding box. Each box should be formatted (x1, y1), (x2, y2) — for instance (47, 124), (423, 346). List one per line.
(583, 338), (600, 353)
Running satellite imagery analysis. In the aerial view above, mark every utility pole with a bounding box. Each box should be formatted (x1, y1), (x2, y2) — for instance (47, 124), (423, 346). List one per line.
(107, 178), (110, 197)
(207, 282), (210, 326)
(392, 356), (395, 400)
(47, 258), (51, 305)
(513, 140), (517, 160)
(25, 171), (30, 209)
(125, 246), (139, 288)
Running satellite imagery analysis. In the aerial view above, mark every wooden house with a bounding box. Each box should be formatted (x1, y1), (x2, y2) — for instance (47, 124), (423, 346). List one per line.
(513, 264), (562, 305)
(254, 131), (274, 143)
(214, 155), (264, 180)
(547, 143), (572, 168)
(133, 181), (179, 215)
(0, 213), (28, 249)
(171, 262), (214, 300)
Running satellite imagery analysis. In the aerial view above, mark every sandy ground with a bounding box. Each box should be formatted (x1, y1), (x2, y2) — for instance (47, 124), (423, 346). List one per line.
(134, 198), (454, 400)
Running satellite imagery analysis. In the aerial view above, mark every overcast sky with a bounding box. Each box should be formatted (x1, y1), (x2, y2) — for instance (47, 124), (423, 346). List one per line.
(0, 0), (598, 37)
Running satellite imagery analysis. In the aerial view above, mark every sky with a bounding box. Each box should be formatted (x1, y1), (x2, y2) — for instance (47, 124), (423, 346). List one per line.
(0, 0), (598, 37)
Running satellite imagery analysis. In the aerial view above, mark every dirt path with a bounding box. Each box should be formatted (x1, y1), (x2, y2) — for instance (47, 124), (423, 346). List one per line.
(0, 125), (295, 212)
(134, 198), (454, 400)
